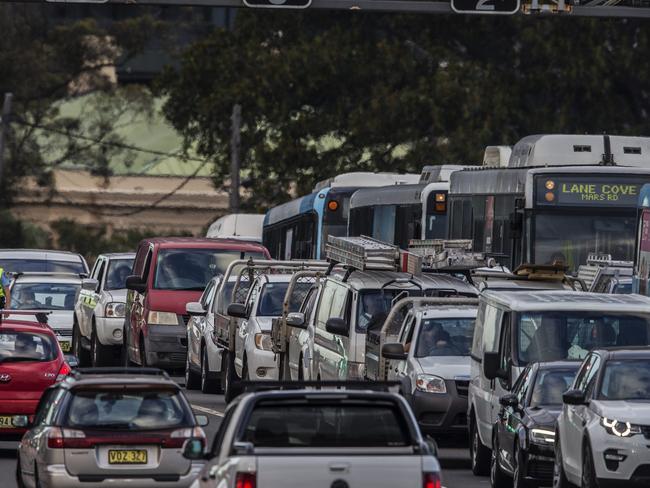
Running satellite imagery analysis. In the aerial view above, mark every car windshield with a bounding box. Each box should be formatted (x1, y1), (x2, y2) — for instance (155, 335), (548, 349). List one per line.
(10, 283), (80, 310)
(105, 259), (134, 291)
(529, 369), (578, 407)
(256, 282), (312, 317)
(517, 312), (650, 365)
(154, 249), (266, 291)
(241, 401), (410, 448)
(65, 390), (192, 430)
(533, 213), (635, 272)
(414, 317), (475, 357)
(600, 360), (650, 401)
(0, 258), (86, 274)
(0, 332), (57, 363)
(614, 282), (633, 294)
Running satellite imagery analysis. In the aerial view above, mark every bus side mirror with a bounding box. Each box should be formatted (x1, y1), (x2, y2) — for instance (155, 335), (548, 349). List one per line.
(483, 351), (501, 380)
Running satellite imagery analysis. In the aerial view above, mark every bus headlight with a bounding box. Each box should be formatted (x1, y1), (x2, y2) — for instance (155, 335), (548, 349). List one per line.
(416, 374), (446, 394)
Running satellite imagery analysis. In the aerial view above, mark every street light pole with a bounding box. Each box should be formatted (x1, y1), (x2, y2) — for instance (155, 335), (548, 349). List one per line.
(0, 92), (13, 190)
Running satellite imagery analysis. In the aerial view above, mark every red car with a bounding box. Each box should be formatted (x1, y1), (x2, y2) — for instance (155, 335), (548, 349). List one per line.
(123, 238), (270, 369)
(0, 313), (71, 448)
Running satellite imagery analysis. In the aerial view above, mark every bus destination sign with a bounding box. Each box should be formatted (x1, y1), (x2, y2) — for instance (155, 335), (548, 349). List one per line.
(536, 176), (643, 207)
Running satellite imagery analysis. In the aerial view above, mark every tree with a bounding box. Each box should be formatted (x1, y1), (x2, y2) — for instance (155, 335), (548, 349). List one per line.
(160, 12), (650, 209)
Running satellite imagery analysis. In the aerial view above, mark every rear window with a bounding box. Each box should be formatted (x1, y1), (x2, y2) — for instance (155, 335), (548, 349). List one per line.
(65, 390), (192, 430)
(0, 331), (57, 363)
(0, 258), (86, 274)
(241, 401), (410, 448)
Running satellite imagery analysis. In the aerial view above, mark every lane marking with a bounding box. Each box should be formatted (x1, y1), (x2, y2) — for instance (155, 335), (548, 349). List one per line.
(191, 404), (225, 418)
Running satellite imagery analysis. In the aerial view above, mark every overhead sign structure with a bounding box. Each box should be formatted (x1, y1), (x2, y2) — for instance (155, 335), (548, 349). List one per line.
(451, 0), (520, 14)
(243, 0), (312, 8)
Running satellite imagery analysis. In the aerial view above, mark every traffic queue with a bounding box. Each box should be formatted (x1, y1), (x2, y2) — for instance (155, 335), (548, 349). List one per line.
(2, 132), (650, 488)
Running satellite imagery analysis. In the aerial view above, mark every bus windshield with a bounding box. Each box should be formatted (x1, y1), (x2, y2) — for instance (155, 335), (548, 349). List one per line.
(517, 311), (650, 365)
(533, 213), (635, 271)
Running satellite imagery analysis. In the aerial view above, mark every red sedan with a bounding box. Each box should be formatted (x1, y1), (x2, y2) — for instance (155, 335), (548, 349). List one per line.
(0, 313), (71, 448)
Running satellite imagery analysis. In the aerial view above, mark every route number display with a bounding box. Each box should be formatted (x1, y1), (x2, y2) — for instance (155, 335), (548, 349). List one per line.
(451, 0), (520, 14)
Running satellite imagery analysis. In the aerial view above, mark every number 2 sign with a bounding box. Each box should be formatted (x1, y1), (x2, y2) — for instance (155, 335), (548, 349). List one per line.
(451, 0), (520, 14)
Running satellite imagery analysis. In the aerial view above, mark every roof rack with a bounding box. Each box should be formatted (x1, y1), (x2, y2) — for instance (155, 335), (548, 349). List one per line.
(325, 235), (401, 272)
(240, 380), (401, 393)
(408, 239), (495, 272)
(0, 310), (51, 325)
(586, 253), (633, 268)
(72, 367), (170, 378)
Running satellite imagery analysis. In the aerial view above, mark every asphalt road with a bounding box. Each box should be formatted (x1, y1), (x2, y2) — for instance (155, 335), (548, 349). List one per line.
(0, 378), (489, 488)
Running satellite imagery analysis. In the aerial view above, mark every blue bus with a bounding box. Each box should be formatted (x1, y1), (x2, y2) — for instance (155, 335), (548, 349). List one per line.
(262, 173), (419, 260)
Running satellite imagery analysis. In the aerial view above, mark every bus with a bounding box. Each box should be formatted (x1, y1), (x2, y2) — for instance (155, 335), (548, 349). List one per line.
(448, 134), (650, 272)
(347, 165), (466, 248)
(262, 172), (418, 260)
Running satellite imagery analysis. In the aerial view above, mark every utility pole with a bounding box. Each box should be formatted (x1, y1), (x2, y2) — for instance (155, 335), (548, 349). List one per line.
(230, 103), (241, 213)
(0, 93), (13, 190)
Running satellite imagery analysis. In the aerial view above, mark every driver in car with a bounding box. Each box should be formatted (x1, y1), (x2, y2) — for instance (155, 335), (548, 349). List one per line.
(17, 289), (40, 309)
(418, 323), (451, 355)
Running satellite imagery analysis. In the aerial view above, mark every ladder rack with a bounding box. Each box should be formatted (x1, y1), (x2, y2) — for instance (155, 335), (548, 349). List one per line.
(325, 235), (401, 271)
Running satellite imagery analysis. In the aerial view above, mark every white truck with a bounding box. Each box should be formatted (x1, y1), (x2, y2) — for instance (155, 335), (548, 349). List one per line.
(183, 386), (441, 488)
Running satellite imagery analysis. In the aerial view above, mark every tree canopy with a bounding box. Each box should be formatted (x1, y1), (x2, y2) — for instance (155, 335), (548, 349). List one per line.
(160, 12), (650, 208)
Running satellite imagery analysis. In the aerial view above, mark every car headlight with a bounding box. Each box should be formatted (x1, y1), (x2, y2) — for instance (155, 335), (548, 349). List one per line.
(147, 311), (178, 325)
(601, 417), (642, 437)
(530, 428), (555, 445)
(105, 302), (126, 318)
(416, 374), (447, 394)
(254, 333), (273, 351)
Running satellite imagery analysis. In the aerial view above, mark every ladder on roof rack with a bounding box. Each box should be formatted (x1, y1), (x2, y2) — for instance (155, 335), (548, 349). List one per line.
(408, 239), (494, 272)
(325, 235), (401, 272)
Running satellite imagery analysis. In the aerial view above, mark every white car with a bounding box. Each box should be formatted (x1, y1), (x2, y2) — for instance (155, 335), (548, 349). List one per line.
(73, 253), (134, 367)
(185, 275), (239, 393)
(554, 348), (650, 488)
(9, 272), (83, 354)
(286, 285), (320, 380)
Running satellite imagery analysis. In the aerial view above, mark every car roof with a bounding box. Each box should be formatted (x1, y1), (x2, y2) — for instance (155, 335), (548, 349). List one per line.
(0, 249), (85, 262)
(329, 270), (477, 294)
(240, 389), (405, 403)
(98, 253), (136, 260)
(142, 237), (269, 252)
(63, 374), (180, 390)
(482, 290), (650, 313)
(13, 273), (82, 284)
(534, 360), (582, 371)
(414, 306), (478, 318)
(0, 319), (55, 334)
(594, 347), (650, 360)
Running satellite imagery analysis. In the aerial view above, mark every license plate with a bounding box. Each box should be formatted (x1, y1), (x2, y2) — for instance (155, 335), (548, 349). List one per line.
(59, 340), (71, 352)
(0, 416), (14, 428)
(108, 449), (148, 464)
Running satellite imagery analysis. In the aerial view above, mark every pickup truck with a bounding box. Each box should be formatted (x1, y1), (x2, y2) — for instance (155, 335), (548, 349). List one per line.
(183, 386), (441, 488)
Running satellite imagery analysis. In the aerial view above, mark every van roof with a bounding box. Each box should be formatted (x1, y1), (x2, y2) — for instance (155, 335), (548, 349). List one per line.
(482, 290), (650, 313)
(0, 249), (85, 262)
(330, 270), (477, 295)
(141, 237), (268, 253)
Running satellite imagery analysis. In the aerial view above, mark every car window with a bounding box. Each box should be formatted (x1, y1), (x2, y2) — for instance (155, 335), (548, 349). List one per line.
(64, 389), (192, 430)
(514, 367), (533, 405)
(105, 258), (134, 291)
(300, 287), (318, 322)
(212, 405), (237, 458)
(599, 359), (650, 400)
(315, 284), (336, 331)
(0, 331), (57, 363)
(414, 317), (475, 357)
(10, 283), (80, 311)
(530, 369), (577, 407)
(215, 282), (238, 315)
(33, 388), (64, 427)
(240, 401), (411, 448)
(257, 282), (312, 317)
(201, 280), (217, 309)
(574, 354), (601, 393)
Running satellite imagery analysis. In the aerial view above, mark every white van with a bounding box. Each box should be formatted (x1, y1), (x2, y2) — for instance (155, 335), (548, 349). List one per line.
(468, 290), (650, 475)
(206, 214), (264, 242)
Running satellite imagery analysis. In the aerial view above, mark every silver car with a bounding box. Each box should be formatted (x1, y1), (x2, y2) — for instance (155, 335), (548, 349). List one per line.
(73, 253), (135, 367)
(16, 368), (207, 488)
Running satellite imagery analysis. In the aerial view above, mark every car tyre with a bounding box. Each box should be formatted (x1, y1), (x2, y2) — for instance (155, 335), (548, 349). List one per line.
(490, 431), (512, 488)
(139, 336), (148, 367)
(201, 347), (221, 394)
(223, 351), (240, 403)
(553, 437), (574, 488)
(72, 320), (90, 367)
(91, 320), (114, 367)
(512, 443), (529, 488)
(470, 415), (491, 476)
(581, 440), (599, 488)
(185, 348), (201, 390)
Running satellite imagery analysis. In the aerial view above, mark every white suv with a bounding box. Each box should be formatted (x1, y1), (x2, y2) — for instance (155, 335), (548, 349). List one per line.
(555, 348), (650, 488)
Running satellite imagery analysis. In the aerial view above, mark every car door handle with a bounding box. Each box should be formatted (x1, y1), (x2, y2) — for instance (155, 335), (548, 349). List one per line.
(329, 463), (350, 473)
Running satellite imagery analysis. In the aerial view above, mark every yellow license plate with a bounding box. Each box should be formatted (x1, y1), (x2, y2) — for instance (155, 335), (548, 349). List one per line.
(59, 341), (71, 352)
(108, 449), (148, 464)
(0, 416), (14, 428)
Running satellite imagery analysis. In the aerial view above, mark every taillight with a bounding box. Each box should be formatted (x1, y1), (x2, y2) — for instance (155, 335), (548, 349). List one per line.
(56, 362), (71, 382)
(47, 428), (87, 449)
(165, 426), (206, 448)
(235, 472), (256, 488)
(423, 472), (441, 488)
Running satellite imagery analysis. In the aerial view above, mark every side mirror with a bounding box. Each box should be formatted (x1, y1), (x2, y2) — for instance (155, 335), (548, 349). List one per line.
(81, 278), (99, 292)
(227, 303), (247, 319)
(195, 414), (209, 427)
(186, 302), (206, 317)
(325, 317), (349, 337)
(125, 275), (147, 294)
(483, 351), (500, 381)
(182, 438), (205, 460)
(563, 389), (587, 406)
(382, 343), (407, 360)
(64, 355), (79, 369)
(499, 393), (519, 409)
(286, 312), (306, 329)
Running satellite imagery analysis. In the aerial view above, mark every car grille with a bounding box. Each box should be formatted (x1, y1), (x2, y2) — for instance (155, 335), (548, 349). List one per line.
(169, 353), (186, 363)
(527, 460), (554, 480)
(52, 329), (73, 337)
(455, 380), (469, 397)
